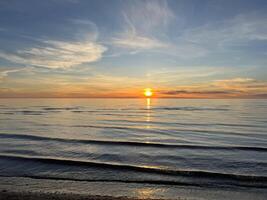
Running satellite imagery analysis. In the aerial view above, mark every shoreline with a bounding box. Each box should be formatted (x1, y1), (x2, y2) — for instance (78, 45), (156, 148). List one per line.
(0, 191), (176, 200)
(1, 177), (267, 200)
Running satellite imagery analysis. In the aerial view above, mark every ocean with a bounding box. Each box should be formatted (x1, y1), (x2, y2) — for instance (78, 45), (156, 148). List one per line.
(0, 98), (267, 199)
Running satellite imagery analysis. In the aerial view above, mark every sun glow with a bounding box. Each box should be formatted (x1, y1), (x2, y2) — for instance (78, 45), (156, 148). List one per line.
(144, 88), (153, 97)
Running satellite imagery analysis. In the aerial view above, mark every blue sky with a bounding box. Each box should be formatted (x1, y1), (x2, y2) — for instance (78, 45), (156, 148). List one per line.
(0, 0), (267, 98)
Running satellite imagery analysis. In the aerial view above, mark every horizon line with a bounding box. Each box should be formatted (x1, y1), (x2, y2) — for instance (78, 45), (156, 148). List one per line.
(0, 97), (266, 99)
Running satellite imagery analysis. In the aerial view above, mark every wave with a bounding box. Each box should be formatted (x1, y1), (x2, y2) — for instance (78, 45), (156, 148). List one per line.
(2, 174), (267, 189)
(69, 107), (229, 112)
(1, 133), (266, 151)
(71, 125), (172, 135)
(0, 174), (247, 188)
(71, 124), (265, 139)
(0, 106), (230, 117)
(0, 107), (82, 115)
(42, 107), (81, 111)
(70, 106), (229, 112)
(16, 111), (48, 115)
(0, 110), (60, 115)
(152, 106), (229, 111)
(0, 112), (15, 115)
(1, 133), (267, 152)
(0, 174), (204, 187)
(105, 119), (266, 128)
(0, 154), (267, 185)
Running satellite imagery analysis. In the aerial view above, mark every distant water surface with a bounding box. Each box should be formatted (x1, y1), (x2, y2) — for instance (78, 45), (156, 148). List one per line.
(0, 98), (267, 198)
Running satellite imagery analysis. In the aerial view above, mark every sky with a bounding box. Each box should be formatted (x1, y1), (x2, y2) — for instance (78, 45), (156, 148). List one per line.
(0, 0), (267, 98)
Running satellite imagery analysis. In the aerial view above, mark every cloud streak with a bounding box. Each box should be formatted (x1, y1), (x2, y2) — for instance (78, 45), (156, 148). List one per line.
(112, 0), (173, 50)
(112, 33), (168, 50)
(0, 68), (29, 81)
(0, 39), (106, 69)
(182, 13), (267, 49)
(159, 78), (267, 98)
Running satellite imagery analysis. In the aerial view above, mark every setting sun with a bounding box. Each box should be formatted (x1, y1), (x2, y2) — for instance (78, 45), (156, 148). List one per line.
(144, 88), (153, 97)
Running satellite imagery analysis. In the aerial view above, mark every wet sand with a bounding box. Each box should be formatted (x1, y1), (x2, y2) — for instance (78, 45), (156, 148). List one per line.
(0, 190), (177, 200)
(1, 176), (267, 200)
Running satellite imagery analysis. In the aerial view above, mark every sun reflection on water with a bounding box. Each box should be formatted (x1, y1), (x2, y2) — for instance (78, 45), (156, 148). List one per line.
(146, 98), (151, 129)
(136, 188), (154, 199)
(146, 98), (151, 109)
(136, 188), (165, 199)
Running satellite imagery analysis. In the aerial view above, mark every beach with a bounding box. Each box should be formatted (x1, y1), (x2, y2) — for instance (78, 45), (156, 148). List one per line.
(0, 191), (131, 200)
(3, 175), (267, 200)
(1, 176), (267, 200)
(0, 191), (176, 200)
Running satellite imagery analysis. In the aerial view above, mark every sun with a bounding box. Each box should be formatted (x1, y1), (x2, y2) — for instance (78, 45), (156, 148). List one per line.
(144, 88), (153, 97)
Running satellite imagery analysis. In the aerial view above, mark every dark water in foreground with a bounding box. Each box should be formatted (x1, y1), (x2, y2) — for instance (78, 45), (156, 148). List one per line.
(0, 99), (267, 198)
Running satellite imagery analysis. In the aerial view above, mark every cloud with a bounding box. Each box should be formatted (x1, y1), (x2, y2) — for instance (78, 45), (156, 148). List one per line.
(0, 18), (105, 69)
(214, 78), (261, 87)
(182, 13), (267, 49)
(0, 39), (106, 69)
(146, 66), (228, 86)
(123, 0), (174, 33)
(251, 93), (267, 98)
(0, 67), (32, 83)
(161, 90), (232, 95)
(69, 19), (99, 41)
(159, 85), (237, 98)
(148, 12), (267, 60)
(158, 77), (267, 98)
(112, 0), (173, 50)
(112, 33), (168, 50)
(0, 28), (7, 32)
(0, 68), (23, 78)
(111, 1), (211, 58)
(0, 70), (148, 98)
(213, 78), (267, 91)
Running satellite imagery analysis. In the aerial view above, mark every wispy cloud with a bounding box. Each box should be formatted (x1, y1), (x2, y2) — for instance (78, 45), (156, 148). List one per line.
(0, 69), (18, 80)
(112, 0), (173, 50)
(0, 19), (105, 69)
(182, 13), (267, 49)
(159, 77), (267, 98)
(111, 0), (212, 58)
(0, 67), (30, 82)
(146, 66), (229, 86)
(0, 27), (7, 32)
(123, 0), (174, 33)
(161, 89), (233, 96)
(112, 33), (167, 50)
(213, 78), (267, 91)
(0, 38), (106, 69)
(0, 70), (147, 98)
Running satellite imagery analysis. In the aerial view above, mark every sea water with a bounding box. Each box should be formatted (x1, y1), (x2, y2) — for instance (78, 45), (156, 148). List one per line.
(0, 98), (267, 199)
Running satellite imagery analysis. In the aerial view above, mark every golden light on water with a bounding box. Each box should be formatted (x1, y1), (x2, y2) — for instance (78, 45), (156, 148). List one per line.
(146, 98), (151, 129)
(136, 188), (164, 199)
(146, 98), (151, 109)
(144, 88), (153, 97)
